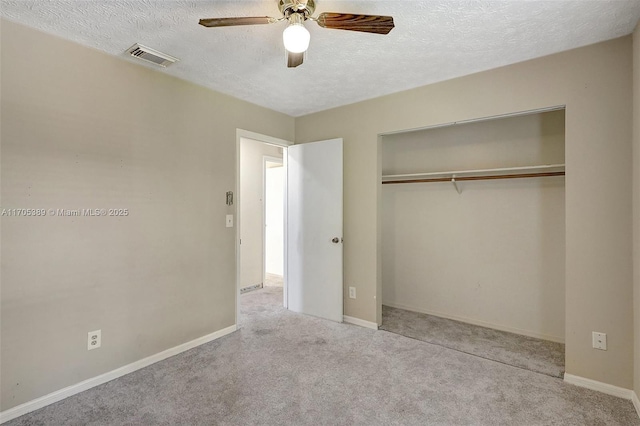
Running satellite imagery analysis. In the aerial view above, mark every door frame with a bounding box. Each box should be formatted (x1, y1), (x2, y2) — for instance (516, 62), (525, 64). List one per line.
(235, 129), (292, 327)
(262, 155), (284, 292)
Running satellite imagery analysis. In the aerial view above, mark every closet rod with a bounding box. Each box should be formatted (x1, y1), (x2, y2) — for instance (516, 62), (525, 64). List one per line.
(382, 171), (565, 185)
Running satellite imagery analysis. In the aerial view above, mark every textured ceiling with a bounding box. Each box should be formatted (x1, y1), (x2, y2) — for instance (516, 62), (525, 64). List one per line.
(2, 1), (640, 117)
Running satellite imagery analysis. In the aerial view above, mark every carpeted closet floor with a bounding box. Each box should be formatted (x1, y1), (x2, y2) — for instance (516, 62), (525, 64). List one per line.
(380, 305), (565, 378)
(6, 287), (638, 425)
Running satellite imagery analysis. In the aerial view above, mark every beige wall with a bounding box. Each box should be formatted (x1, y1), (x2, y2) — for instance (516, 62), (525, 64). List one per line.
(633, 20), (640, 397)
(296, 37), (634, 388)
(381, 111), (566, 342)
(239, 138), (282, 289)
(0, 19), (294, 410)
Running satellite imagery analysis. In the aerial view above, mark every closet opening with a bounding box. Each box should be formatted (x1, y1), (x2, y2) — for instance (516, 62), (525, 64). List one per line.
(380, 107), (566, 378)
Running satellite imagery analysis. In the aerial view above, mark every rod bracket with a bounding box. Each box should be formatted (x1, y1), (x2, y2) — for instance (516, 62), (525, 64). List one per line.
(451, 177), (461, 194)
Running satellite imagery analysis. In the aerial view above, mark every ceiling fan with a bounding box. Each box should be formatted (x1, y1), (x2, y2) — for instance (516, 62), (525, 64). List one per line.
(199, 0), (395, 68)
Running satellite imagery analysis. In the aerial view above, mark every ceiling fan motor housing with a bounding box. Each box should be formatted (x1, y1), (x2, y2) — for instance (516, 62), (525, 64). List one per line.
(279, 0), (315, 18)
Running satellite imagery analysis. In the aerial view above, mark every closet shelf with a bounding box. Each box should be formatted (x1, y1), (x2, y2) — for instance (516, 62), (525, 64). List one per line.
(381, 164), (565, 188)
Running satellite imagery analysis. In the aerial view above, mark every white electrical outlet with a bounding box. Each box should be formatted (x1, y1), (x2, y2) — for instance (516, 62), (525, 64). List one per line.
(88, 330), (101, 350)
(349, 286), (356, 299)
(592, 331), (607, 350)
(226, 214), (234, 228)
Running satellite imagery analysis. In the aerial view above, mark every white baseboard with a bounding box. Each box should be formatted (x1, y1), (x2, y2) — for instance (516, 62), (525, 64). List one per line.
(343, 315), (379, 330)
(633, 391), (640, 419)
(383, 301), (564, 343)
(0, 324), (237, 424)
(564, 374), (634, 400)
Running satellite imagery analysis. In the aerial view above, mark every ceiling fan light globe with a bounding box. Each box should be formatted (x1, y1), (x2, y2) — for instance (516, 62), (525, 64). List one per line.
(283, 23), (310, 53)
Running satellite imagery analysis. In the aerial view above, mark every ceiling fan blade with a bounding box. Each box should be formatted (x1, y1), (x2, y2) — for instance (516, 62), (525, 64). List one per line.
(199, 17), (275, 28)
(287, 51), (304, 68)
(316, 12), (394, 35)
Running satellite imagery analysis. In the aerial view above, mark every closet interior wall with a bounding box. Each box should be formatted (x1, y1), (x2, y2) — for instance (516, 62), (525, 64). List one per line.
(381, 110), (566, 342)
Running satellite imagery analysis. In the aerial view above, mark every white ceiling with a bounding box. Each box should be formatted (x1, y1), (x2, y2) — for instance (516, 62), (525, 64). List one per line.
(2, 1), (640, 117)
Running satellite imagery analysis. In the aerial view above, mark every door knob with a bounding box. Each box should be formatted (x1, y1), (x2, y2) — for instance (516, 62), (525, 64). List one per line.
(332, 237), (340, 243)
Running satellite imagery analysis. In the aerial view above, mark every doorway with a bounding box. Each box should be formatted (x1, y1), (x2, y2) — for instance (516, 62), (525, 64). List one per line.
(238, 138), (285, 294)
(236, 130), (291, 327)
(236, 130), (344, 327)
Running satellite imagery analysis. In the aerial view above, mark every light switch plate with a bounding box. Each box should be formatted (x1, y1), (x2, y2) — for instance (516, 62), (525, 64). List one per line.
(226, 215), (233, 228)
(592, 331), (607, 350)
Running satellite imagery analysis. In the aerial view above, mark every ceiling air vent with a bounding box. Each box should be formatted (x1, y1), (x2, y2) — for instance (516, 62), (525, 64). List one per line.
(126, 44), (178, 67)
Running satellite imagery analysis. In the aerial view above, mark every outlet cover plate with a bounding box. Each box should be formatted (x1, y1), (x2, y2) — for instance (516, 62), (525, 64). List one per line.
(88, 330), (101, 350)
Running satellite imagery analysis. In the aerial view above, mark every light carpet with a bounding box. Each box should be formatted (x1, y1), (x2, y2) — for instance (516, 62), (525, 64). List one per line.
(6, 287), (638, 425)
(380, 305), (565, 378)
(264, 273), (283, 287)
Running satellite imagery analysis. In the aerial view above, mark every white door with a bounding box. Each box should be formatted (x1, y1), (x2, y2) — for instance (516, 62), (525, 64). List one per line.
(286, 138), (343, 322)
